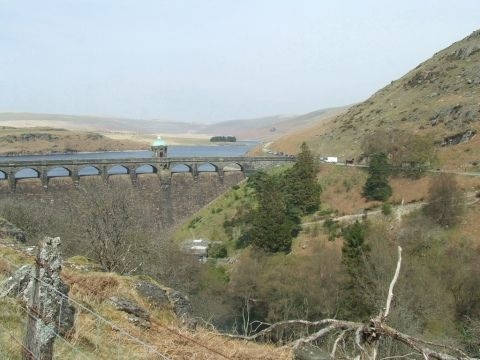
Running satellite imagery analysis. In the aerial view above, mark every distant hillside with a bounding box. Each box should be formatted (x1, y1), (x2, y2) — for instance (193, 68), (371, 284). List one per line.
(0, 107), (348, 142)
(206, 106), (348, 140)
(270, 29), (480, 170)
(0, 113), (204, 135)
(0, 126), (146, 155)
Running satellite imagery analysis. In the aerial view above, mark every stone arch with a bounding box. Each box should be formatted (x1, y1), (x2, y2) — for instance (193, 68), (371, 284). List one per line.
(107, 165), (129, 175)
(78, 165), (101, 177)
(15, 168), (40, 179)
(222, 163), (243, 171)
(135, 164), (158, 174)
(0, 170), (6, 180)
(197, 163), (217, 172)
(170, 163), (192, 173)
(47, 166), (71, 178)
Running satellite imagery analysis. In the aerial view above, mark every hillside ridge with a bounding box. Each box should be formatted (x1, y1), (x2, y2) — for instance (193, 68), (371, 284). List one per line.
(269, 28), (480, 169)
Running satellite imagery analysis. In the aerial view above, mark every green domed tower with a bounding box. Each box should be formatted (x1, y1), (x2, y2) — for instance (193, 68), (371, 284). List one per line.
(151, 136), (168, 157)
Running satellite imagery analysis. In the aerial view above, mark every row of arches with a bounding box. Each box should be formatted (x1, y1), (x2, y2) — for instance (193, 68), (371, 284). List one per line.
(0, 162), (244, 180)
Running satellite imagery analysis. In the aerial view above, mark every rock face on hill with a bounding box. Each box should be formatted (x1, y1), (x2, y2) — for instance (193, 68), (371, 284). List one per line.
(135, 281), (197, 329)
(338, 29), (480, 151)
(275, 29), (480, 161)
(0, 218), (27, 242)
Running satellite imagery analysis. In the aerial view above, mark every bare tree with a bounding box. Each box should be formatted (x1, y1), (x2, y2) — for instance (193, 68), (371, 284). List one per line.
(65, 181), (157, 274)
(424, 174), (465, 227)
(226, 246), (478, 360)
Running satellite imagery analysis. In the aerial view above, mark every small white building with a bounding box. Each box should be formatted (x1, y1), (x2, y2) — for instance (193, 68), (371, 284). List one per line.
(183, 239), (209, 258)
(325, 156), (338, 163)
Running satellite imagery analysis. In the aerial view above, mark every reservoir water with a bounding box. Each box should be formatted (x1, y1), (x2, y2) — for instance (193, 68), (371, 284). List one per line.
(0, 141), (259, 178)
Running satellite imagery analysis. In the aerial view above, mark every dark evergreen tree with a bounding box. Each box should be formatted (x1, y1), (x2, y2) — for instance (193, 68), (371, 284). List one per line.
(340, 221), (373, 320)
(235, 145), (322, 253)
(249, 173), (295, 253)
(363, 152), (392, 201)
(285, 142), (322, 214)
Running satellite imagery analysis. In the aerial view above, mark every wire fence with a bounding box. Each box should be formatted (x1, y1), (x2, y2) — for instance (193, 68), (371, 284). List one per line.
(0, 246), (240, 360)
(0, 252), (169, 359)
(0, 242), (246, 359)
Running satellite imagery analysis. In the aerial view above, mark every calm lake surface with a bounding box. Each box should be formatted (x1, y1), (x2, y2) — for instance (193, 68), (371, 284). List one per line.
(0, 142), (259, 178)
(0, 141), (258, 162)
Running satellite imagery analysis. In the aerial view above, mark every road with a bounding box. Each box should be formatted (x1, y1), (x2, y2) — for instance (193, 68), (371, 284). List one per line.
(302, 193), (478, 228)
(324, 161), (480, 177)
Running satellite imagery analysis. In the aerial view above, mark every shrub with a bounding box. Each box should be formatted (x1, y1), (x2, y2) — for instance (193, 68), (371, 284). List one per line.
(208, 242), (228, 258)
(362, 129), (436, 178)
(423, 173), (464, 227)
(323, 218), (341, 240)
(188, 216), (203, 229)
(381, 202), (392, 216)
(363, 152), (392, 201)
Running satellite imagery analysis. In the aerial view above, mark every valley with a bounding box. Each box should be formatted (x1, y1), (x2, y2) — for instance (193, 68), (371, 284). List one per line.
(1, 4), (480, 357)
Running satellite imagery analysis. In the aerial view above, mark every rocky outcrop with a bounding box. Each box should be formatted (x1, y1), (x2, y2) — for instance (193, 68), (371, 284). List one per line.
(135, 281), (169, 306)
(441, 129), (477, 146)
(108, 296), (151, 329)
(168, 290), (197, 329)
(429, 105), (479, 128)
(0, 239), (75, 338)
(135, 281), (197, 329)
(0, 217), (26, 242)
(0, 237), (76, 359)
(0, 264), (31, 298)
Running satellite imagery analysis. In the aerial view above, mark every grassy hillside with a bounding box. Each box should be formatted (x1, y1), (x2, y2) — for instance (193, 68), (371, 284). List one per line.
(206, 106), (348, 141)
(0, 126), (147, 155)
(173, 164), (480, 252)
(0, 113), (203, 134)
(0, 107), (348, 144)
(270, 29), (480, 170)
(0, 235), (290, 359)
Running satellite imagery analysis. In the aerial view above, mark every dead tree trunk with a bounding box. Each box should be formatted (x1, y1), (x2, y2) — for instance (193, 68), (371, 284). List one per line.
(225, 246), (480, 360)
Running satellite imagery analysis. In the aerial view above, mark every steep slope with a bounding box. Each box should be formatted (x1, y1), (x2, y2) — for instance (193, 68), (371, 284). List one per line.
(270, 29), (480, 169)
(0, 234), (290, 360)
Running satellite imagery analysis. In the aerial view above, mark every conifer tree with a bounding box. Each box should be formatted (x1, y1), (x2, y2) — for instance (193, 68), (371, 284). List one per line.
(285, 142), (322, 214)
(340, 221), (373, 319)
(249, 173), (295, 253)
(363, 152), (392, 201)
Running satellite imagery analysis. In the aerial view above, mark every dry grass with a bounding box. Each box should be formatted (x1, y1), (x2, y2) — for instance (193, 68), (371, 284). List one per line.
(0, 239), (292, 359)
(436, 129), (480, 171)
(59, 268), (293, 359)
(318, 164), (375, 215)
(0, 126), (147, 155)
(0, 257), (12, 276)
(267, 111), (344, 156)
(317, 164), (480, 215)
(63, 271), (120, 302)
(268, 31), (480, 172)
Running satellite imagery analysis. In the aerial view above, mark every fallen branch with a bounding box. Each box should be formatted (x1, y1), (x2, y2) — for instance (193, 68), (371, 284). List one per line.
(224, 245), (479, 360)
(383, 246), (402, 319)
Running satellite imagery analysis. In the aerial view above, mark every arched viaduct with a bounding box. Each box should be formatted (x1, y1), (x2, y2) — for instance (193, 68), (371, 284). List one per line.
(0, 156), (295, 191)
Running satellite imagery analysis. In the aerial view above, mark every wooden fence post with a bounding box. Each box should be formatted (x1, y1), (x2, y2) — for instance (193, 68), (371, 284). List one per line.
(23, 248), (41, 360)
(22, 237), (74, 360)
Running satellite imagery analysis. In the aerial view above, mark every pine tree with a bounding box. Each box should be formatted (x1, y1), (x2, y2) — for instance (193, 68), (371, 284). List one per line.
(285, 142), (322, 215)
(340, 221), (373, 320)
(363, 152), (392, 201)
(249, 173), (295, 253)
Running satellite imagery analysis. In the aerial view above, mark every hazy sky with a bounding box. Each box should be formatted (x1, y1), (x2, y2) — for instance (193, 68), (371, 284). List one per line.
(1, 1), (479, 123)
